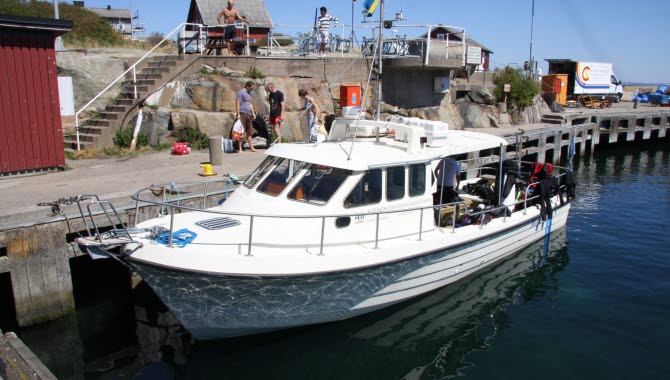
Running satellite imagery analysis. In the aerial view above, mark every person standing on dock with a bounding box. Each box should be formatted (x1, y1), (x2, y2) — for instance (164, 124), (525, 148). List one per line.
(299, 89), (319, 140)
(316, 7), (337, 58)
(217, 0), (249, 56)
(236, 81), (258, 152)
(266, 82), (285, 142)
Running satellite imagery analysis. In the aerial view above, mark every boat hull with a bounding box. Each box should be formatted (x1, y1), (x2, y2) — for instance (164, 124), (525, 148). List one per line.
(129, 204), (570, 340)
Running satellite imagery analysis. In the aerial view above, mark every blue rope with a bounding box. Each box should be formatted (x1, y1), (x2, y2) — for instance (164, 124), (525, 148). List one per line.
(155, 228), (198, 248)
(218, 174), (239, 206)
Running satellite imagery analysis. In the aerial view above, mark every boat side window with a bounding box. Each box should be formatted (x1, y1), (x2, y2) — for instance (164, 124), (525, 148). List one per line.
(288, 165), (350, 205)
(344, 169), (382, 208)
(257, 159), (306, 196)
(409, 163), (426, 197)
(386, 166), (406, 201)
(244, 156), (278, 189)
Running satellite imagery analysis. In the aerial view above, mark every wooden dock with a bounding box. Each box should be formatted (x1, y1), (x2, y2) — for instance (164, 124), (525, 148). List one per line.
(0, 329), (56, 380)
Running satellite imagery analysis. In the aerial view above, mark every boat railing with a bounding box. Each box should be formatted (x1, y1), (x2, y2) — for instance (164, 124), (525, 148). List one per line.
(121, 163), (571, 254)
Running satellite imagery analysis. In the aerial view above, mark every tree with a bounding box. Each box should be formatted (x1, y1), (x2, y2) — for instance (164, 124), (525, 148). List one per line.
(146, 32), (166, 47)
(492, 66), (540, 110)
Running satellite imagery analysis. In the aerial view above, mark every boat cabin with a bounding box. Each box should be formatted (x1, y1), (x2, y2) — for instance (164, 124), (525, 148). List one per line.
(221, 118), (508, 246)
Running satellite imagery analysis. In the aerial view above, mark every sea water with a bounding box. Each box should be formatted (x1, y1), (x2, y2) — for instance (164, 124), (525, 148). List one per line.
(8, 138), (670, 380)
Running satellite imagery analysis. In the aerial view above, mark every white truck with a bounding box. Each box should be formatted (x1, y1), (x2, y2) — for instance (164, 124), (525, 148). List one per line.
(546, 59), (624, 102)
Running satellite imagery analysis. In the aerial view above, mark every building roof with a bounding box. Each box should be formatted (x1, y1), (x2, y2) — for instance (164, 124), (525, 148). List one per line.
(88, 7), (132, 20)
(421, 26), (493, 53)
(0, 14), (73, 35)
(187, 0), (273, 28)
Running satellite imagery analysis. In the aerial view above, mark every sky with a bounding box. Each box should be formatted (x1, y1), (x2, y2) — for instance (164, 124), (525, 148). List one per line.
(73, 0), (670, 84)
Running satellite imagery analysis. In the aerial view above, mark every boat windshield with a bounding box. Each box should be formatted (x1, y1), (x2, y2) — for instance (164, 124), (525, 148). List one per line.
(257, 158), (308, 196)
(244, 156), (279, 189)
(287, 165), (351, 205)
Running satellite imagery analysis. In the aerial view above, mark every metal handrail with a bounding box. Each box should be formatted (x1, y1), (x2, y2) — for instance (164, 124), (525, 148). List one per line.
(73, 21), (251, 151)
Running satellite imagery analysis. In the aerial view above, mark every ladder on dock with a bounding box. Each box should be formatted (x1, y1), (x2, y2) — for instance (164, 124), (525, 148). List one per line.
(74, 194), (136, 247)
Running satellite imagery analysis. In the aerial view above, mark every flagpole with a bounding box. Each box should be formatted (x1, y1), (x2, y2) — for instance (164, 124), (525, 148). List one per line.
(376, 0), (384, 121)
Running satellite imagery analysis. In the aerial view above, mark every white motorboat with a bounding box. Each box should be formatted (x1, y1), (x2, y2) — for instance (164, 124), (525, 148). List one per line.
(76, 116), (574, 339)
(75, 0), (575, 340)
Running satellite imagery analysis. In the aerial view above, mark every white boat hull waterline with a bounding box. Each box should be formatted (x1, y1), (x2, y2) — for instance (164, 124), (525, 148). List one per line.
(124, 202), (569, 339)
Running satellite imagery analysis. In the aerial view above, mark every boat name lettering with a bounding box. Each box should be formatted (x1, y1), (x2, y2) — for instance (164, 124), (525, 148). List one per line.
(366, 200), (431, 214)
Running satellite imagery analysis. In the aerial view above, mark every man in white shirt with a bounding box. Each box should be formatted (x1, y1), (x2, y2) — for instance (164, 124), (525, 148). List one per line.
(316, 7), (337, 57)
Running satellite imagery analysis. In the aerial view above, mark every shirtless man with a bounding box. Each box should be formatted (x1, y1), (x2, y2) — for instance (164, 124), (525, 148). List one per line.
(217, 0), (249, 55)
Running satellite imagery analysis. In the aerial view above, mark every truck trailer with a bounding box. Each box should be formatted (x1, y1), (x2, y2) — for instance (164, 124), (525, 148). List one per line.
(545, 59), (624, 103)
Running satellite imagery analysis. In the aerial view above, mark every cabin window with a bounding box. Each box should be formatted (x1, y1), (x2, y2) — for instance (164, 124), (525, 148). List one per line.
(386, 166), (406, 201)
(288, 165), (350, 205)
(345, 169), (382, 208)
(257, 159), (306, 196)
(409, 164), (426, 197)
(244, 156), (278, 189)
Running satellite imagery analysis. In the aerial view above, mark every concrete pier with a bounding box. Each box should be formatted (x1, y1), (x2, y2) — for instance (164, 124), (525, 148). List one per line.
(0, 108), (669, 329)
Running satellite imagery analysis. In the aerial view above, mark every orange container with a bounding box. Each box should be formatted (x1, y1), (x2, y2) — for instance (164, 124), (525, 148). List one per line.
(340, 85), (361, 108)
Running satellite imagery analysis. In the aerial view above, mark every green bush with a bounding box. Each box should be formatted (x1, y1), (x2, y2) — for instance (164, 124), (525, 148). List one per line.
(175, 127), (209, 150)
(0, 0), (125, 47)
(492, 67), (540, 110)
(248, 66), (264, 79)
(113, 127), (148, 148)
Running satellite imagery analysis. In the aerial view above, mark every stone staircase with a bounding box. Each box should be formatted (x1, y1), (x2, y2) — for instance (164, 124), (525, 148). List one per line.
(540, 113), (564, 125)
(64, 55), (185, 151)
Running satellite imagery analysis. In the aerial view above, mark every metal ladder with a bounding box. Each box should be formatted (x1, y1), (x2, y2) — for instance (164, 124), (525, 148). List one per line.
(75, 194), (135, 245)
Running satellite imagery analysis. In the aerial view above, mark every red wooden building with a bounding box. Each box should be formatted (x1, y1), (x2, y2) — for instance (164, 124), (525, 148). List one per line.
(0, 14), (72, 176)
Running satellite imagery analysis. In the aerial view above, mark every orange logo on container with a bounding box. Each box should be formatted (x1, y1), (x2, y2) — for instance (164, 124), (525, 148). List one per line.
(581, 66), (591, 82)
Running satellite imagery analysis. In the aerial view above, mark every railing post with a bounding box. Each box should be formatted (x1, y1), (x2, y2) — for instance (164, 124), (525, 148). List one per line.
(202, 182), (208, 209)
(424, 26), (432, 66)
(75, 116), (81, 151)
(452, 205), (457, 233)
(132, 66), (137, 99)
(168, 206), (175, 248)
(181, 24), (186, 54)
(524, 190), (528, 215)
(319, 217), (326, 255)
(374, 213), (380, 249)
(247, 215), (254, 256)
(134, 200), (140, 227)
(418, 208), (423, 241)
(246, 24), (250, 56)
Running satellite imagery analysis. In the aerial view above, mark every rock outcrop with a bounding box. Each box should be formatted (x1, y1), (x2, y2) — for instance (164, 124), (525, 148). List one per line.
(137, 63), (544, 145)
